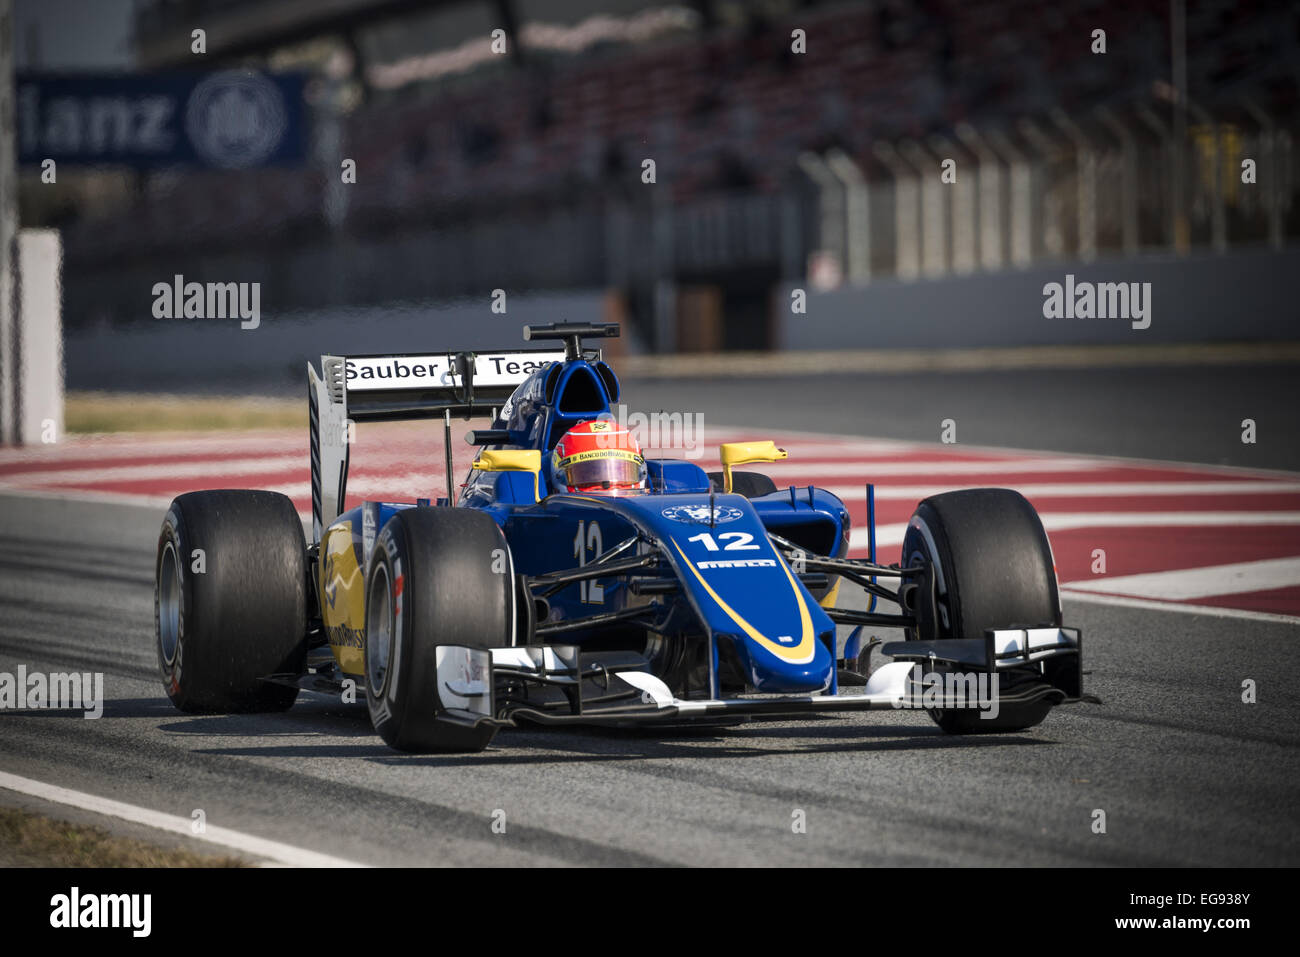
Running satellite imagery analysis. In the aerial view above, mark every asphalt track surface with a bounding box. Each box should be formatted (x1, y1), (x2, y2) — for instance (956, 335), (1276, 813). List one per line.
(1, 362), (1298, 866)
(624, 364), (1300, 472)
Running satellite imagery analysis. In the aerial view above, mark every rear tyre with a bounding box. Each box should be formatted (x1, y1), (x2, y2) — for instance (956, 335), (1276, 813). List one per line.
(707, 471), (778, 498)
(156, 490), (307, 713)
(364, 509), (513, 753)
(900, 488), (1061, 734)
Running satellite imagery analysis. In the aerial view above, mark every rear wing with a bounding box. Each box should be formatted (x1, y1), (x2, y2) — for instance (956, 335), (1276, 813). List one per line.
(308, 349), (564, 541)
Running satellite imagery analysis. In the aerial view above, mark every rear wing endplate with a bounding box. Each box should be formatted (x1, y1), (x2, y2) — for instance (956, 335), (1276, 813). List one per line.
(308, 349), (564, 540)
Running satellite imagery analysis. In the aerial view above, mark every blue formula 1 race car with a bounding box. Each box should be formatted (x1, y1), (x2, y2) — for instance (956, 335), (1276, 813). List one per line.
(154, 323), (1085, 752)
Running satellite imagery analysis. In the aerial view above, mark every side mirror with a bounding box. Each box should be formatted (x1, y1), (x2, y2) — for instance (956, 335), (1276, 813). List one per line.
(472, 449), (542, 503)
(718, 441), (787, 493)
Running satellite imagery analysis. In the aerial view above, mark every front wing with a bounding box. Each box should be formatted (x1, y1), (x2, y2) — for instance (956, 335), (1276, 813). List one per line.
(428, 627), (1084, 729)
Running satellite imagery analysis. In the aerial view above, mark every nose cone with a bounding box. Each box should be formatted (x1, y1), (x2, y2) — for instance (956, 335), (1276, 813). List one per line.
(726, 629), (835, 694)
(610, 492), (839, 694)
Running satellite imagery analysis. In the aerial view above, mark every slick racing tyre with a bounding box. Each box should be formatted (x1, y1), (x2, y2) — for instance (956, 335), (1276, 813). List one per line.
(900, 488), (1061, 734)
(707, 471), (778, 498)
(364, 508), (514, 753)
(156, 490), (307, 713)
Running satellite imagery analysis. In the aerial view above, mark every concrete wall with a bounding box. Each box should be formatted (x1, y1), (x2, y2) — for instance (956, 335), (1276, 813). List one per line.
(65, 292), (614, 393)
(777, 248), (1300, 350)
(17, 230), (64, 443)
(65, 248), (1300, 394)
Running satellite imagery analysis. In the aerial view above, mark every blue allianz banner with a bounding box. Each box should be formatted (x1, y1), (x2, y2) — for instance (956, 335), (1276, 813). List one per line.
(16, 70), (307, 169)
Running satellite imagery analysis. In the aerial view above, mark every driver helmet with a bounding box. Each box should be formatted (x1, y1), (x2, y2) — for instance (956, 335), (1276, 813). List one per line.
(552, 418), (648, 496)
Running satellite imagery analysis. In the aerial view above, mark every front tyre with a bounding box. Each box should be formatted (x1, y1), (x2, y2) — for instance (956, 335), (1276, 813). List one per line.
(901, 488), (1061, 734)
(156, 490), (307, 713)
(364, 509), (513, 753)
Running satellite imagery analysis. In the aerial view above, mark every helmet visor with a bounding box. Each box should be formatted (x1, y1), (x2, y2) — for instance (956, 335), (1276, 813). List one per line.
(559, 449), (646, 490)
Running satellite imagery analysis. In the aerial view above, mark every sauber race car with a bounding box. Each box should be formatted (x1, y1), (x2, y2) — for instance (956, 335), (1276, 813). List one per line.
(154, 323), (1085, 752)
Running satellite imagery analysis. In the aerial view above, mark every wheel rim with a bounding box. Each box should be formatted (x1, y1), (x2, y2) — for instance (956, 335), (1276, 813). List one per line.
(366, 564), (393, 695)
(158, 541), (182, 665)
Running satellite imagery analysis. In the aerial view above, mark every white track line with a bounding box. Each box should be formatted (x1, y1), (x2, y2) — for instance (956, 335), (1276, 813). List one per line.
(1063, 556), (1300, 601)
(1059, 589), (1300, 624)
(692, 439), (920, 456)
(717, 422), (1300, 481)
(763, 457), (1111, 478)
(0, 486), (175, 510)
(337, 478), (1300, 504)
(0, 435), (304, 464)
(1035, 511), (1300, 531)
(826, 481), (1300, 501)
(266, 470), (463, 501)
(852, 511), (1300, 549)
(0, 455), (307, 486)
(0, 456), (462, 488)
(0, 770), (367, 868)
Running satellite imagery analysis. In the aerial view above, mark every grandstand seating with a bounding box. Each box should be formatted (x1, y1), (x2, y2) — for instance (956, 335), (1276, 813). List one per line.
(67, 0), (1295, 264)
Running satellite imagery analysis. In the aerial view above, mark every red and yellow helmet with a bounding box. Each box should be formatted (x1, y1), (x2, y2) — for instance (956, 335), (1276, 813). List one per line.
(552, 419), (648, 496)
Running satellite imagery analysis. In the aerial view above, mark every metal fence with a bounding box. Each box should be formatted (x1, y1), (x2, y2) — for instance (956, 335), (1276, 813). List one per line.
(586, 94), (1299, 352)
(791, 97), (1296, 288)
(61, 94), (1298, 341)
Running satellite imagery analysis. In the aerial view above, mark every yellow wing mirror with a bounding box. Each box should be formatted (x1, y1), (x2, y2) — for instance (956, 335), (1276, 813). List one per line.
(472, 449), (542, 503)
(718, 441), (787, 493)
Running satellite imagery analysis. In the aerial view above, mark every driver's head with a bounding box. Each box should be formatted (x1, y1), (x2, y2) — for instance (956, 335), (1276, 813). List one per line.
(552, 418), (647, 496)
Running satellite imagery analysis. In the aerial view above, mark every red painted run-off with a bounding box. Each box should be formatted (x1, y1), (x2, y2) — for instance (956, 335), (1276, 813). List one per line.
(2, 424), (1298, 618)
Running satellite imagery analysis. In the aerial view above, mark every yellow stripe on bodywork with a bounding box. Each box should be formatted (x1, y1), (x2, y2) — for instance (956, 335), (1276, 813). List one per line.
(670, 538), (814, 664)
(818, 576), (842, 609)
(319, 522), (366, 676)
